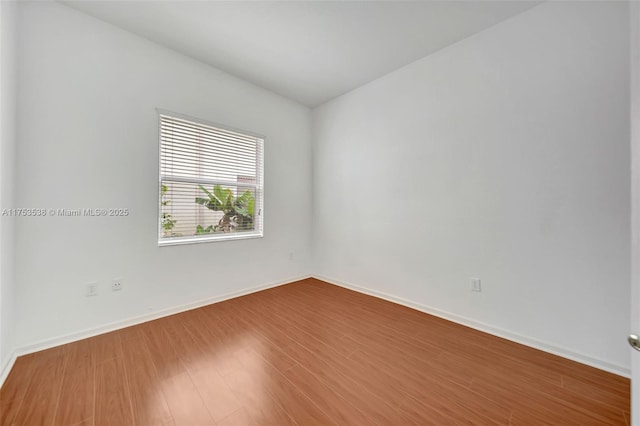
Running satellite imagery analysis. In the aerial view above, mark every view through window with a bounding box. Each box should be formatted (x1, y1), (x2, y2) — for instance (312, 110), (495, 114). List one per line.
(159, 112), (264, 245)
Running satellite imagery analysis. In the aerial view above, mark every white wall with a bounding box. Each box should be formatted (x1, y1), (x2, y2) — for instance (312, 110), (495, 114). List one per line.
(313, 2), (630, 372)
(13, 2), (312, 348)
(0, 0), (17, 377)
(630, 1), (640, 420)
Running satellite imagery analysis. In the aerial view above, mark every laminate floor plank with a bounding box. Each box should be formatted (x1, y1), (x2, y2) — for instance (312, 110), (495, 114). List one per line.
(138, 319), (184, 379)
(155, 372), (214, 426)
(280, 363), (380, 426)
(216, 408), (256, 426)
(441, 346), (562, 388)
(272, 284), (423, 340)
(256, 288), (442, 363)
(53, 339), (95, 426)
(95, 353), (134, 426)
(561, 374), (630, 410)
(489, 336), (629, 394)
(181, 311), (246, 378)
(188, 366), (242, 423)
(164, 314), (242, 422)
(120, 334), (175, 426)
(88, 331), (122, 365)
(0, 356), (35, 404)
(349, 348), (511, 425)
(1, 278), (629, 425)
(468, 352), (626, 425)
(11, 347), (67, 426)
(471, 373), (618, 426)
(280, 339), (423, 425)
(223, 368), (297, 426)
(0, 355), (38, 426)
(141, 318), (216, 425)
(234, 302), (357, 364)
(0, 398), (24, 426)
(235, 344), (336, 426)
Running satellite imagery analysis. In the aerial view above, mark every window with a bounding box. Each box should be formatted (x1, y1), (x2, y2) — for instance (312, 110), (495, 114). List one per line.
(158, 111), (264, 245)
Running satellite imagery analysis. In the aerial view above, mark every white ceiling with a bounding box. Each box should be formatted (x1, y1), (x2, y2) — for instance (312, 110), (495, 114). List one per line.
(62, 1), (541, 107)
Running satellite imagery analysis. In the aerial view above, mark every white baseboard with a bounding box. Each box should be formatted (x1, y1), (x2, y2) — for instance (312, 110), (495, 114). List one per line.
(0, 274), (310, 389)
(313, 274), (631, 378)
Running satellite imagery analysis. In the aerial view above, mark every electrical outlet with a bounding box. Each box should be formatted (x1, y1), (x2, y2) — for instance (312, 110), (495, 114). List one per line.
(86, 282), (98, 297)
(470, 278), (482, 292)
(112, 278), (123, 291)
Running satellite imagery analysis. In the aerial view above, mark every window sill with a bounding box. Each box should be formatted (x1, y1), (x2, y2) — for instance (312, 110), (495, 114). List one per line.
(158, 231), (263, 247)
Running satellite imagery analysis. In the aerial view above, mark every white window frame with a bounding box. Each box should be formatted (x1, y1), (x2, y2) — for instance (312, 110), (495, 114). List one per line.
(157, 109), (264, 246)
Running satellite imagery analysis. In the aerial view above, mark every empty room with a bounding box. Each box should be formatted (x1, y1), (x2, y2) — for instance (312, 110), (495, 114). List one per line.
(0, 0), (638, 424)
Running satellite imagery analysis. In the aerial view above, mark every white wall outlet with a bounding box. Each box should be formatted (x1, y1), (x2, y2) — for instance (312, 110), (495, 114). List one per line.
(112, 278), (123, 291)
(86, 282), (98, 297)
(470, 278), (482, 292)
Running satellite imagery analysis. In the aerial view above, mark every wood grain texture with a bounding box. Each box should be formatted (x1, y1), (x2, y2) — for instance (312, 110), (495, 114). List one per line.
(0, 278), (630, 425)
(10, 347), (67, 426)
(95, 349), (134, 426)
(53, 339), (95, 426)
(120, 332), (174, 426)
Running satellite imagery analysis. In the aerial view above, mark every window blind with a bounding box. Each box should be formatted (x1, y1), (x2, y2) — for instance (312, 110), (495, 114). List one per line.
(159, 113), (264, 245)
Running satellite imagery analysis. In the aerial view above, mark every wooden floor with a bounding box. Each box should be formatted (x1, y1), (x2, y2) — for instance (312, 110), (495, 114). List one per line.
(0, 278), (630, 425)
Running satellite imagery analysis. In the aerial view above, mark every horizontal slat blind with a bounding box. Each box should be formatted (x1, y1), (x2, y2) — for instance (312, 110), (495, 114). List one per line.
(159, 113), (264, 243)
